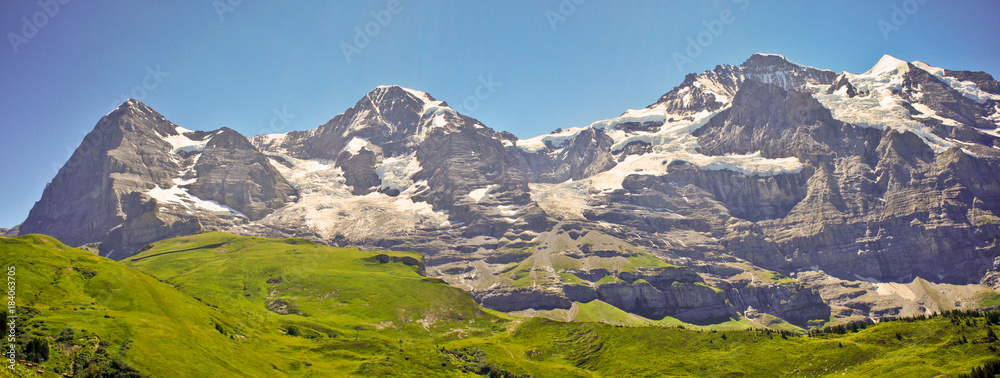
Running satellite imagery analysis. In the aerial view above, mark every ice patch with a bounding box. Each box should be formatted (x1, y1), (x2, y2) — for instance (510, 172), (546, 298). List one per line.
(813, 57), (959, 152)
(910, 103), (962, 127)
(597, 107), (802, 191)
(147, 185), (244, 216)
(376, 154), (422, 191)
(497, 205), (520, 216)
(518, 107), (672, 153)
(692, 78), (732, 104)
(596, 107), (668, 131)
(254, 152), (449, 242)
(526, 104), (805, 218)
(518, 127), (587, 153)
(912, 61), (1000, 104)
(529, 182), (589, 221)
(588, 151), (803, 192)
(159, 125), (213, 154)
(398, 86), (435, 103)
(346, 137), (370, 155)
(980, 127), (1000, 139)
(421, 104), (457, 135)
(173, 177), (196, 186)
(255, 133), (286, 146)
(468, 185), (496, 203)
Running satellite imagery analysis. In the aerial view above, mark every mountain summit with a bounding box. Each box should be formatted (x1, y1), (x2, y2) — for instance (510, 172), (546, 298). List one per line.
(19, 99), (295, 258)
(17, 54), (1000, 326)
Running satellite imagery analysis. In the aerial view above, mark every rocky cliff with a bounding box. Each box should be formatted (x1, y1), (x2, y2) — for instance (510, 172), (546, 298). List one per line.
(19, 100), (295, 257)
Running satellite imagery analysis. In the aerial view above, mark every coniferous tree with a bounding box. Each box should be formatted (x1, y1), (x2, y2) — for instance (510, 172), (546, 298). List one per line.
(24, 337), (49, 363)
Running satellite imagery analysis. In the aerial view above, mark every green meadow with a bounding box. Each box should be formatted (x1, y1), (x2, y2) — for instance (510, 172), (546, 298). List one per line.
(0, 232), (997, 377)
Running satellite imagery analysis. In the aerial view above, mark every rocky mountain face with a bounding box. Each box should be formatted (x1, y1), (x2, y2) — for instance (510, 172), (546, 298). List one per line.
(187, 127), (298, 220)
(17, 54), (1000, 327)
(18, 100), (295, 258)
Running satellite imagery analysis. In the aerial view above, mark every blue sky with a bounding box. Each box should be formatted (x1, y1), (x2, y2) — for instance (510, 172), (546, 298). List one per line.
(1, 0), (999, 228)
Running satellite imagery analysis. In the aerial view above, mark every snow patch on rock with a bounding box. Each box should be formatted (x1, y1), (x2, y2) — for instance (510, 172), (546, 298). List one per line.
(912, 61), (1000, 104)
(468, 185), (496, 203)
(147, 184), (244, 216)
(254, 151), (447, 242)
(159, 125), (213, 154)
(811, 55), (959, 152)
(376, 153), (422, 191)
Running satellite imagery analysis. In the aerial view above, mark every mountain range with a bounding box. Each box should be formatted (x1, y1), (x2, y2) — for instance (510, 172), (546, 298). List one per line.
(14, 53), (1000, 327)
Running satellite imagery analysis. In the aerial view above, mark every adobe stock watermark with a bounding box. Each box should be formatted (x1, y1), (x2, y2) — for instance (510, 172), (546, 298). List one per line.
(877, 0), (927, 41)
(5, 266), (16, 370)
(454, 75), (501, 114)
(7, 0), (72, 54)
(109, 65), (170, 109)
(213, 0), (245, 22)
(546, 0), (587, 31)
(341, 0), (404, 64)
(256, 106), (295, 136)
(672, 0), (750, 73)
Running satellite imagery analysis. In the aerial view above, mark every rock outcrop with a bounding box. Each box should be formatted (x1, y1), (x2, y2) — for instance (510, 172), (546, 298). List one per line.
(0, 226), (19, 237)
(188, 128), (298, 220)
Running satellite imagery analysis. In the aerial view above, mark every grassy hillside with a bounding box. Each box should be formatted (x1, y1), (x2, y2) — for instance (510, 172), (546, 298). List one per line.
(0, 234), (329, 376)
(480, 315), (1000, 377)
(1, 232), (998, 377)
(0, 233), (504, 377)
(123, 232), (508, 376)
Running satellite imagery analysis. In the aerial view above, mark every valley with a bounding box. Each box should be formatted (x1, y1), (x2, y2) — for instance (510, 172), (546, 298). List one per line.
(1, 232), (998, 377)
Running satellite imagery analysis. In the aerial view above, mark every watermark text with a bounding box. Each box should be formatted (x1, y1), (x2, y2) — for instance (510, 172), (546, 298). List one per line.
(878, 0), (927, 41)
(7, 0), (72, 54)
(341, 0), (404, 63)
(5, 266), (16, 370)
(672, 0), (750, 73)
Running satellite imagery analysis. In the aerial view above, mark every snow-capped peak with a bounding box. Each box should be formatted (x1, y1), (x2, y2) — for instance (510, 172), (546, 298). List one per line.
(332, 85), (465, 146)
(811, 54), (968, 153)
(105, 98), (147, 117)
(366, 85), (429, 104)
(398, 86), (435, 103)
(862, 54), (911, 77)
(364, 85), (457, 119)
(752, 52), (787, 58)
(369, 85), (435, 108)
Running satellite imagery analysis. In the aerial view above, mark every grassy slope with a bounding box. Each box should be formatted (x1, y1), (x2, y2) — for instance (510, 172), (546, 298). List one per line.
(1, 232), (997, 377)
(488, 316), (1000, 377)
(0, 234), (281, 377)
(531, 299), (757, 331)
(123, 232), (513, 376)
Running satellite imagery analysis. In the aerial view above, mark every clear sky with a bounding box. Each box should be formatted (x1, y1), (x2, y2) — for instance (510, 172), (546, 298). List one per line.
(1, 0), (999, 228)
